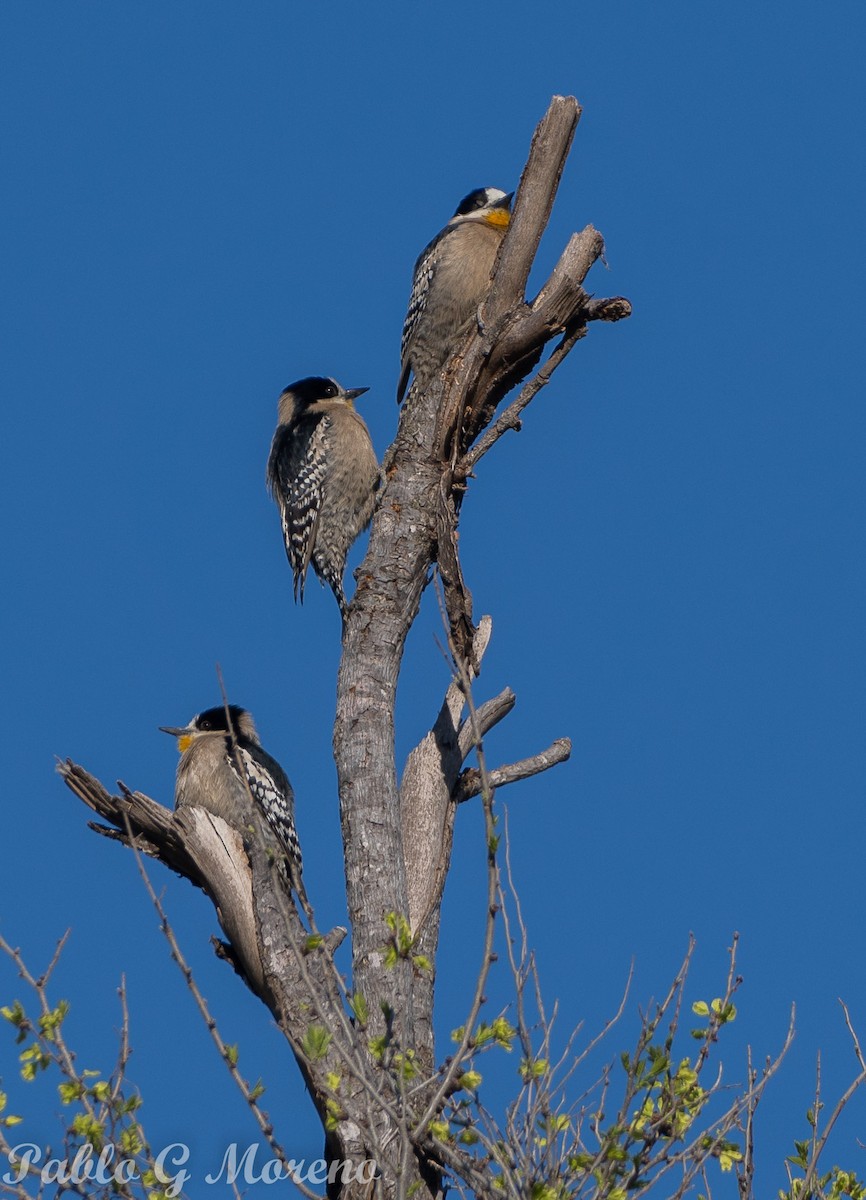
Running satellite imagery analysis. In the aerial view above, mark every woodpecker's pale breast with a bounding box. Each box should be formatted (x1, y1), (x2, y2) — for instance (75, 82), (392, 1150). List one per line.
(398, 188), (511, 403)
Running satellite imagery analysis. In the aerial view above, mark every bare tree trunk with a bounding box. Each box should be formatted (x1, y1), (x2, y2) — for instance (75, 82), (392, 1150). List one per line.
(333, 93), (628, 1069)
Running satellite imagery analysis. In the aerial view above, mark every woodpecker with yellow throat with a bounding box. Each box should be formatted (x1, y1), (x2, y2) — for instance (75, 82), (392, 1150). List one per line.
(397, 186), (513, 404)
(161, 704), (305, 904)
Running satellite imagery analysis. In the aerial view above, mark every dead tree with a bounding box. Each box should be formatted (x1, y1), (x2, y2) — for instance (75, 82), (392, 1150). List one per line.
(59, 95), (631, 1200)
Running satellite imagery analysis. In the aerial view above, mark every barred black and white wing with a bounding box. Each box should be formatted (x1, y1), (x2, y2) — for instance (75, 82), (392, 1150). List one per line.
(227, 742), (303, 890)
(268, 413), (332, 603)
(397, 230), (444, 404)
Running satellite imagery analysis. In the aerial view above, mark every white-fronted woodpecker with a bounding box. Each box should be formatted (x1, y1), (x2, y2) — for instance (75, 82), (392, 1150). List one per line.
(397, 186), (513, 404)
(266, 376), (380, 621)
(160, 704), (305, 904)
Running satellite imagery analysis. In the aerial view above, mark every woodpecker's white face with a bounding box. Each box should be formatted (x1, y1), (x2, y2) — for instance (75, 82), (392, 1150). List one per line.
(449, 187), (513, 231)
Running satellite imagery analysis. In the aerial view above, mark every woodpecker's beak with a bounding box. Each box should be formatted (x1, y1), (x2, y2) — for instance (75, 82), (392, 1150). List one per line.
(159, 724), (193, 753)
(498, 191), (515, 209)
(343, 386), (370, 407)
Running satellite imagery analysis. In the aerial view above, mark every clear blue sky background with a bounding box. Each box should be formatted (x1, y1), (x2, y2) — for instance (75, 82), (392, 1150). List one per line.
(2, 1), (865, 1193)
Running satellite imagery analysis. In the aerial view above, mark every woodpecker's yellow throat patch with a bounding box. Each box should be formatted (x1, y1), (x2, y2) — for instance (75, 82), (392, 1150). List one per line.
(484, 209), (511, 229)
(177, 733), (194, 753)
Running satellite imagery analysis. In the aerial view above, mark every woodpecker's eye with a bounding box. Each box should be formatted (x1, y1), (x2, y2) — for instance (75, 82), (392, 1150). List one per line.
(199, 718), (213, 731)
(323, 382), (338, 398)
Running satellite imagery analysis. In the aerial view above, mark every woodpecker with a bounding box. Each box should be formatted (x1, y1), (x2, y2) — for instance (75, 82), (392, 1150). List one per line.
(266, 376), (379, 620)
(397, 186), (513, 404)
(160, 704), (305, 903)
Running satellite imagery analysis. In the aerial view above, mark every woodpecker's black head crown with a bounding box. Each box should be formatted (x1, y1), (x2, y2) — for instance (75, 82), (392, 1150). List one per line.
(453, 187), (513, 218)
(281, 376), (341, 405)
(193, 704), (249, 734)
(279, 377), (369, 414)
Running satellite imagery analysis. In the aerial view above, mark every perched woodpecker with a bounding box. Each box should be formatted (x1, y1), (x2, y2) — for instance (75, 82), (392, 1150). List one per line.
(266, 376), (379, 620)
(397, 186), (513, 404)
(160, 704), (305, 902)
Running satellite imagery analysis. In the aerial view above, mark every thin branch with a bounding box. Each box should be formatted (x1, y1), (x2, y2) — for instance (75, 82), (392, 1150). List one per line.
(457, 688), (516, 760)
(0, 932), (100, 1125)
(109, 974), (131, 1107)
(454, 738), (571, 804)
(459, 321), (587, 473)
(799, 1003), (866, 1199)
(737, 1047), (758, 1200)
(693, 932), (743, 1079)
(841, 998), (866, 1072)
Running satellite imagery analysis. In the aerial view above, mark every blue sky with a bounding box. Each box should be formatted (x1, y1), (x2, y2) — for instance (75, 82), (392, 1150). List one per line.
(2, 0), (865, 1192)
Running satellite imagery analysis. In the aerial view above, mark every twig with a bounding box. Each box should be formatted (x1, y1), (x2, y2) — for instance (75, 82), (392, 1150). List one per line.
(799, 1002), (866, 1199)
(454, 738), (571, 803)
(459, 321), (587, 473)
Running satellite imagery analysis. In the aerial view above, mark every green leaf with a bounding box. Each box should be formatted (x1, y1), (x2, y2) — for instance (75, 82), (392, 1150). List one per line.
(520, 1058), (548, 1081)
(58, 1081), (83, 1105)
(459, 1071), (482, 1091)
(120, 1125), (143, 1155)
(224, 1044), (239, 1067)
(349, 992), (369, 1026)
(569, 1153), (594, 1172)
(71, 1113), (104, 1149)
(37, 1000), (70, 1042)
(710, 998), (736, 1021)
(719, 1148), (743, 1171)
(384, 912), (414, 954)
(301, 1025), (333, 1062)
(304, 934), (324, 952)
(395, 1051), (418, 1081)
(0, 1001), (25, 1026)
(491, 1017), (516, 1048)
